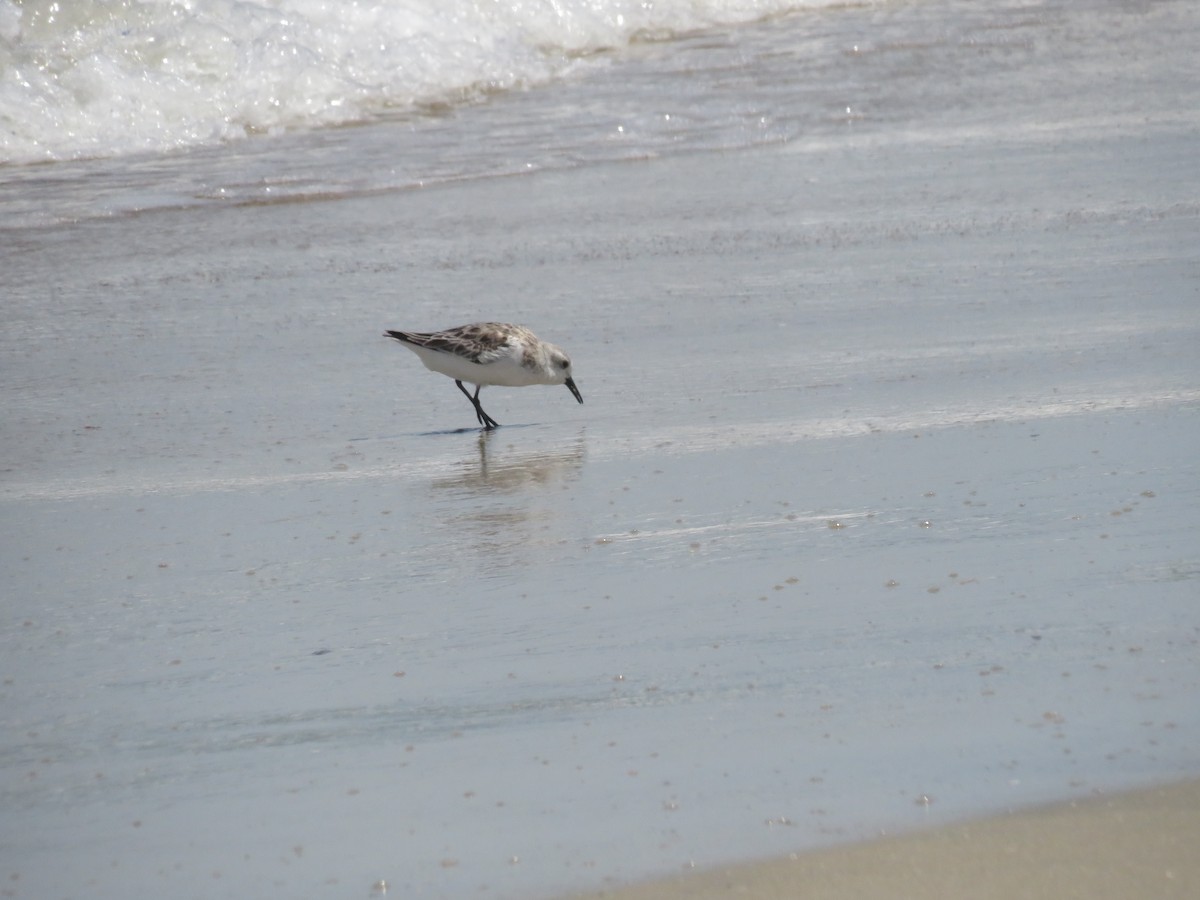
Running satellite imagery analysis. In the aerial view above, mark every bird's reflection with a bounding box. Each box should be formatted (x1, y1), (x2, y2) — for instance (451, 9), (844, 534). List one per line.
(431, 429), (585, 495)
(427, 429), (587, 573)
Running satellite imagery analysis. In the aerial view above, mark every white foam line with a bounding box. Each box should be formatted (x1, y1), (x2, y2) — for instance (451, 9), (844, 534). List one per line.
(2, 455), (461, 503)
(587, 388), (1200, 462)
(592, 510), (872, 546)
(3, 388), (1196, 502)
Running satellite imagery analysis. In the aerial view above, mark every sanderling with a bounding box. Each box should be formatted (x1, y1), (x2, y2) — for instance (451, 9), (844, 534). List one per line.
(384, 323), (583, 430)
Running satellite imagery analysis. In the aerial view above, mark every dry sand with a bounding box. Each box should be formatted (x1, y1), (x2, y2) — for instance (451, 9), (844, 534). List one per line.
(573, 780), (1200, 899)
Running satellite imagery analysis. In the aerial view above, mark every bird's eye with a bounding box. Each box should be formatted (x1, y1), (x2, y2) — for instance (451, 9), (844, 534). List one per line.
(559, 360), (570, 369)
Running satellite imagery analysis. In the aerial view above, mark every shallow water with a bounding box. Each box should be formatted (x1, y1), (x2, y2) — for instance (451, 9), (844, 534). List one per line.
(1, 0), (832, 163)
(7, 0), (1197, 229)
(2, 1), (1199, 898)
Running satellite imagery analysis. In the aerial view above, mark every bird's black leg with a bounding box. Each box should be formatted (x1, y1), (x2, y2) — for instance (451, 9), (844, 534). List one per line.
(454, 380), (482, 425)
(455, 380), (500, 430)
(471, 385), (500, 430)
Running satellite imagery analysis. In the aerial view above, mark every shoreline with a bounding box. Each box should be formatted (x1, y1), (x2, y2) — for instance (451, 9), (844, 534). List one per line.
(570, 779), (1200, 899)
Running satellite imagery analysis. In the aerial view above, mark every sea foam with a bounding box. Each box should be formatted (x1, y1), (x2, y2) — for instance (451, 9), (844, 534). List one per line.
(0, 0), (829, 164)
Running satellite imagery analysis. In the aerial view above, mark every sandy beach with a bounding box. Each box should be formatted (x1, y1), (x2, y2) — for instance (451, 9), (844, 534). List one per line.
(572, 779), (1200, 899)
(3, 1), (1199, 898)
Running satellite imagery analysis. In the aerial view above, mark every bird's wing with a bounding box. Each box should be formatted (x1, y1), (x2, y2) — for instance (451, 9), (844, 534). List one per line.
(434, 324), (521, 364)
(386, 324), (526, 365)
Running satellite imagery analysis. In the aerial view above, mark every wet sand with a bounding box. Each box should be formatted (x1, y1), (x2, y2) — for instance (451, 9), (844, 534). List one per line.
(4, 111), (1199, 900)
(574, 779), (1200, 900)
(4, 115), (1196, 899)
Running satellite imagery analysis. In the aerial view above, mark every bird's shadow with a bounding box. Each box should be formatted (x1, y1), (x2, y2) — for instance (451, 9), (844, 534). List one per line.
(349, 423), (543, 441)
(417, 423), (541, 437)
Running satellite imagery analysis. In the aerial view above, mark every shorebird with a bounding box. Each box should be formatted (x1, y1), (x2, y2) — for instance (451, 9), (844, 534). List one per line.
(384, 323), (583, 430)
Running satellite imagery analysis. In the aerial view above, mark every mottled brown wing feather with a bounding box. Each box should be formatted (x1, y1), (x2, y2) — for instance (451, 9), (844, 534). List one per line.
(385, 324), (517, 364)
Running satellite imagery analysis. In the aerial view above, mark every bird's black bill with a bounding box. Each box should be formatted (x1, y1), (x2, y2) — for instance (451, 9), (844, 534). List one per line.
(565, 377), (583, 404)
